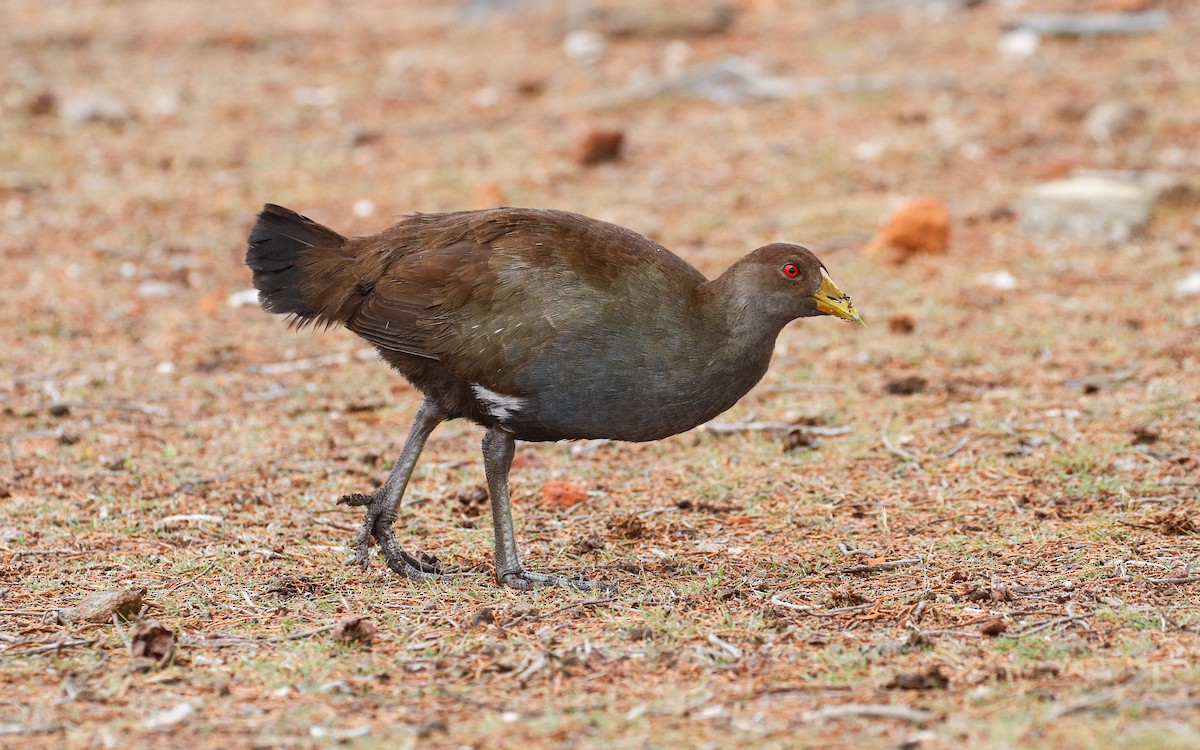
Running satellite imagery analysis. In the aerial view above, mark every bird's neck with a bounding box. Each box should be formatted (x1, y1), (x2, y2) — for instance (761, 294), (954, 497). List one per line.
(700, 267), (792, 351)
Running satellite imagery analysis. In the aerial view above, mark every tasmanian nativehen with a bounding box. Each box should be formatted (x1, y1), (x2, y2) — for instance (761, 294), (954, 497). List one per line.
(245, 204), (862, 590)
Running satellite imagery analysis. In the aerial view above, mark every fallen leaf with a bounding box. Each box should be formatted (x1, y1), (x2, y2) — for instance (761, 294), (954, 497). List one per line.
(885, 376), (927, 395)
(886, 665), (950, 690)
(130, 620), (176, 663)
(608, 513), (647, 539)
(332, 616), (378, 646)
(267, 574), (322, 598)
(470, 608), (496, 628)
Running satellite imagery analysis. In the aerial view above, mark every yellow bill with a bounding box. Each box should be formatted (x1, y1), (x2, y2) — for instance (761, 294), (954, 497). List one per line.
(812, 270), (865, 326)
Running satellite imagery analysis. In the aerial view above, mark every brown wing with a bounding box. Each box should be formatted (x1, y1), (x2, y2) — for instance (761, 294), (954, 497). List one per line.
(345, 243), (479, 360)
(345, 209), (706, 394)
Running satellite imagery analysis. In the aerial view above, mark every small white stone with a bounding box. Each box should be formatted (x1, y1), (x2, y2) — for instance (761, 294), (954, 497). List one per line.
(998, 29), (1039, 59)
(564, 30), (605, 65)
(1175, 272), (1200, 297)
(143, 702), (195, 730)
(352, 199), (375, 218)
(471, 87), (500, 108)
(1020, 176), (1152, 244)
(152, 92), (179, 118)
(156, 361), (176, 375)
(977, 270), (1018, 291)
(854, 140), (886, 162)
(293, 86), (337, 107)
(137, 280), (179, 298)
(60, 91), (132, 124)
(226, 288), (261, 308)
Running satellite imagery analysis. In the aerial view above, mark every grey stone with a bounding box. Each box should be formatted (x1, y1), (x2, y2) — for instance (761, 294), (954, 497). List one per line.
(1084, 101), (1144, 143)
(1019, 176), (1152, 244)
(1008, 11), (1169, 37)
(59, 91), (132, 124)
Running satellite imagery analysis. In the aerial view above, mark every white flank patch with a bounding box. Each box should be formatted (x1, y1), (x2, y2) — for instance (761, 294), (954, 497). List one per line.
(471, 385), (526, 422)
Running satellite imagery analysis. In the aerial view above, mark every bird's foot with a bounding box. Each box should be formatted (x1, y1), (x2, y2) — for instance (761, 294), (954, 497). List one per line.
(338, 490), (447, 581)
(373, 518), (445, 580)
(337, 490), (383, 568)
(498, 568), (616, 593)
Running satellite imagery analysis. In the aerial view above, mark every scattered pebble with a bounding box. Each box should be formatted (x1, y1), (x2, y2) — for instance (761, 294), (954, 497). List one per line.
(471, 86), (500, 108)
(864, 197), (951, 264)
(25, 90), (57, 116)
(58, 588), (145, 624)
(152, 92), (180, 119)
(60, 91), (133, 124)
(227, 288), (261, 308)
(137, 280), (180, 299)
(575, 128), (625, 166)
(293, 86), (337, 107)
(143, 702), (195, 731)
(1007, 11), (1169, 37)
(563, 30), (605, 64)
(854, 140), (887, 162)
(977, 270), (1018, 291)
(542, 480), (588, 509)
(598, 2), (734, 38)
(1174, 272), (1200, 297)
(1019, 176), (1151, 244)
(888, 314), (916, 334)
(1085, 101), (1144, 143)
(885, 376), (927, 396)
(352, 199), (375, 218)
(310, 726), (370, 741)
(997, 29), (1040, 59)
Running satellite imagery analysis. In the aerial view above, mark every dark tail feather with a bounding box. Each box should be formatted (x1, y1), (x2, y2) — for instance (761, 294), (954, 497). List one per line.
(245, 204), (347, 320)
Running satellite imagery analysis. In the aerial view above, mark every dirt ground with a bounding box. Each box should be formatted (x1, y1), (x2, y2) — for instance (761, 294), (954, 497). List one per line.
(3, 0), (1199, 747)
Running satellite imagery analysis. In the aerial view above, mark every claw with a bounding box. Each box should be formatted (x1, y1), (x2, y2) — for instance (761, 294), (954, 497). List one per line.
(337, 492), (376, 507)
(498, 569), (614, 593)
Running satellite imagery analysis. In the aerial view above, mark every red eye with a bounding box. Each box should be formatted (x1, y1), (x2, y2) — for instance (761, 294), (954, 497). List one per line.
(782, 263), (800, 278)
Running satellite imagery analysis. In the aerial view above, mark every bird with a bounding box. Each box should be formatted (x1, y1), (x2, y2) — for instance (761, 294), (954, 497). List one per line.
(245, 204), (862, 590)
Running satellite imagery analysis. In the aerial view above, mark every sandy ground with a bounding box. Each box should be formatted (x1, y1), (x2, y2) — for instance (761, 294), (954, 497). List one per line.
(3, 0), (1199, 747)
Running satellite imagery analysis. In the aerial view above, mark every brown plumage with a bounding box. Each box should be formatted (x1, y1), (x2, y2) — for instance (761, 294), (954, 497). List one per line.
(246, 203), (861, 590)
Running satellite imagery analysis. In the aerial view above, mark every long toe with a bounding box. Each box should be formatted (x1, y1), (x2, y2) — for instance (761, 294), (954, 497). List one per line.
(339, 489), (385, 569)
(372, 521), (447, 582)
(499, 569), (616, 593)
(337, 492), (376, 507)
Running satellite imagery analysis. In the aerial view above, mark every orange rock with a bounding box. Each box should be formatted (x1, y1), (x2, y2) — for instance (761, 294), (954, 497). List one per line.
(864, 197), (950, 264)
(575, 128), (624, 166)
(542, 480), (588, 509)
(197, 289), (223, 316)
(470, 182), (506, 210)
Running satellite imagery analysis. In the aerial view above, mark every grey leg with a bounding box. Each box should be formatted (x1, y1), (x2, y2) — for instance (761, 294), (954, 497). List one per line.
(482, 426), (610, 592)
(338, 397), (445, 580)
